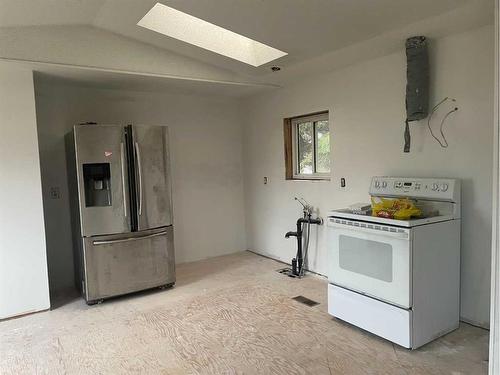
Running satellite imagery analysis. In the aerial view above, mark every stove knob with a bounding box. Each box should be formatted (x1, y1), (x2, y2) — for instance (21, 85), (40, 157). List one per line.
(374, 181), (380, 188)
(441, 183), (449, 192)
(432, 183), (439, 191)
(381, 181), (387, 188)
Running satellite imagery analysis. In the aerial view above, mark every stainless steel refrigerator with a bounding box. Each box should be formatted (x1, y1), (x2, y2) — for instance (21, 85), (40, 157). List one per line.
(66, 124), (175, 304)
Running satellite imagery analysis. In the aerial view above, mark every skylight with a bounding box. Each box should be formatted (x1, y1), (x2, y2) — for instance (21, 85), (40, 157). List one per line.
(137, 3), (287, 67)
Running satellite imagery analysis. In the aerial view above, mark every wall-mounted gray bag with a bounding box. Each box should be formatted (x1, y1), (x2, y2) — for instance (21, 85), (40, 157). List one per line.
(404, 36), (429, 152)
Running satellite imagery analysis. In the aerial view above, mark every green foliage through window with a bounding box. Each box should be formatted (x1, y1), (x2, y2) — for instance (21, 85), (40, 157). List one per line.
(297, 122), (313, 174)
(295, 115), (330, 176)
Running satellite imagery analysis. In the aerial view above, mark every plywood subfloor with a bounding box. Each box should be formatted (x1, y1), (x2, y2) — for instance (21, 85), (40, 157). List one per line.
(0, 251), (489, 374)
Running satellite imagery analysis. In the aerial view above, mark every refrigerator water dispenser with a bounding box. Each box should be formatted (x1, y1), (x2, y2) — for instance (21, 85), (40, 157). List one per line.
(83, 163), (111, 207)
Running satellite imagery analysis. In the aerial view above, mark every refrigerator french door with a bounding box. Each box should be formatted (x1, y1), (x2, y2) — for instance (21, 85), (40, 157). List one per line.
(131, 125), (172, 231)
(68, 124), (175, 304)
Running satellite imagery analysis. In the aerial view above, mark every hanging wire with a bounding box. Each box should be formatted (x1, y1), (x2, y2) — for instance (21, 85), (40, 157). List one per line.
(427, 97), (459, 148)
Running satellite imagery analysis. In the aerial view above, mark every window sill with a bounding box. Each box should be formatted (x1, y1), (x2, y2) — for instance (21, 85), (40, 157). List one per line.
(288, 176), (331, 182)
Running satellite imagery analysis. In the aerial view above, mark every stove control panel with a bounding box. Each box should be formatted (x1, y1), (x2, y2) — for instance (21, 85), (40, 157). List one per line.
(369, 177), (460, 202)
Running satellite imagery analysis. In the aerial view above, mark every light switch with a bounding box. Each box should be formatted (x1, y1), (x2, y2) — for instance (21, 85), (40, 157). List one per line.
(264, 177), (269, 185)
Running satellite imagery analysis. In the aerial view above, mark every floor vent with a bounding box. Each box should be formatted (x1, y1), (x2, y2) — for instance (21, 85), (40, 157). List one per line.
(292, 295), (319, 307)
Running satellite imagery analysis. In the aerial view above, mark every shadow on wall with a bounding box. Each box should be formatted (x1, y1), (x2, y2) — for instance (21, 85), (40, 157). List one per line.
(35, 95), (78, 302)
(459, 178), (492, 328)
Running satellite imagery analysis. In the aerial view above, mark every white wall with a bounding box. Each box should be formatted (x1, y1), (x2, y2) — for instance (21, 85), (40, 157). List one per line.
(0, 62), (50, 319)
(34, 82), (247, 293)
(242, 25), (494, 327)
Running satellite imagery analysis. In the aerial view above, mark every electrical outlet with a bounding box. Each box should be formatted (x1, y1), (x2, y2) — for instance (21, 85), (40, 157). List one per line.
(50, 187), (61, 199)
(264, 176), (269, 185)
(340, 178), (346, 190)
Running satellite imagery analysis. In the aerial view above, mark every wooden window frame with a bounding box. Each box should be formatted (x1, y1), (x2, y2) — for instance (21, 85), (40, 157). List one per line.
(284, 111), (330, 181)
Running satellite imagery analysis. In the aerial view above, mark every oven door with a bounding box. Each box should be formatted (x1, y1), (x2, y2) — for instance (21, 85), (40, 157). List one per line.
(327, 218), (412, 308)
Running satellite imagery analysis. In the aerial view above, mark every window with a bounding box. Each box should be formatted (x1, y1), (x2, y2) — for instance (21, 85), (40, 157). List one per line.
(284, 112), (330, 180)
(137, 3), (287, 67)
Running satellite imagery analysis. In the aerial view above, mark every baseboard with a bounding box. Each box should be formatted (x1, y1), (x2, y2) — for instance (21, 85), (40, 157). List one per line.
(0, 307), (50, 322)
(460, 316), (490, 330)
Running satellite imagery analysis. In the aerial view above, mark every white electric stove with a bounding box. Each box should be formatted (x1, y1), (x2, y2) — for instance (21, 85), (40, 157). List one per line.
(327, 177), (461, 349)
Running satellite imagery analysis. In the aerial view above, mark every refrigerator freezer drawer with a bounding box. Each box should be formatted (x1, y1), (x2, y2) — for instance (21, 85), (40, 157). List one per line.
(328, 284), (412, 348)
(82, 226), (175, 303)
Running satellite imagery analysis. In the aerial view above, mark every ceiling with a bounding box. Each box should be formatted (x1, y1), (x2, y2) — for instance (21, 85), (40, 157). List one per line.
(0, 0), (493, 76)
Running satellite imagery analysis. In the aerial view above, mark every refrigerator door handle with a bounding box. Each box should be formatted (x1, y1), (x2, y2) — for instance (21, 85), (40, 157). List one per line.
(120, 142), (127, 218)
(135, 141), (143, 216)
(92, 230), (168, 245)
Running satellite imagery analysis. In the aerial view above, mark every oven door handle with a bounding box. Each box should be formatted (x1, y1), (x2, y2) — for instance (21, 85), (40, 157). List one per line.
(327, 220), (410, 240)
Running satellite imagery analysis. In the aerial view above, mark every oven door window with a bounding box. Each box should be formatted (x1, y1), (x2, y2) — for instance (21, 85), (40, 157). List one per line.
(327, 224), (411, 308)
(339, 235), (393, 282)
